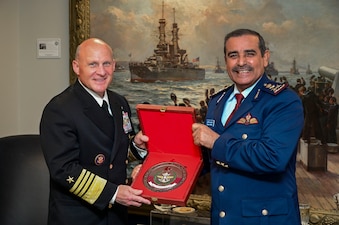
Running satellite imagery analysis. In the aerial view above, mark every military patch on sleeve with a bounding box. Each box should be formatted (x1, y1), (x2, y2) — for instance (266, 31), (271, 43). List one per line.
(262, 82), (288, 95)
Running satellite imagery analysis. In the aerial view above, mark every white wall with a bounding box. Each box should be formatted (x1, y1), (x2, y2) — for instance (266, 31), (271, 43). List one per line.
(0, 0), (69, 137)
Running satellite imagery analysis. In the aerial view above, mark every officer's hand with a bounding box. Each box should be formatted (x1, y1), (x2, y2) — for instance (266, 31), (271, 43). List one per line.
(192, 123), (219, 149)
(133, 131), (149, 149)
(115, 185), (151, 207)
(131, 164), (142, 181)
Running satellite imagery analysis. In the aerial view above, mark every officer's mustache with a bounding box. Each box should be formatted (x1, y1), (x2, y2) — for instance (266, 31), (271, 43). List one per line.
(232, 65), (253, 73)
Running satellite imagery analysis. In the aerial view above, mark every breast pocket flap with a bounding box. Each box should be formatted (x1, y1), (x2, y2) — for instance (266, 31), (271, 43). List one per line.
(242, 198), (288, 217)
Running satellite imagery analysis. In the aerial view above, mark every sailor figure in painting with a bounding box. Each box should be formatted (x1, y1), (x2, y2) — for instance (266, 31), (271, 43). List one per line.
(129, 1), (205, 82)
(192, 29), (304, 225)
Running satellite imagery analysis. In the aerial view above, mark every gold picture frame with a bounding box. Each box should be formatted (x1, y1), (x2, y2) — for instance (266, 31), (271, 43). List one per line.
(69, 0), (90, 84)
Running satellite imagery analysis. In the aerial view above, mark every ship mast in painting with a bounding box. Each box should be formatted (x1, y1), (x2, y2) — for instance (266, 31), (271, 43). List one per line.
(214, 57), (225, 73)
(290, 58), (300, 75)
(128, 0), (205, 83)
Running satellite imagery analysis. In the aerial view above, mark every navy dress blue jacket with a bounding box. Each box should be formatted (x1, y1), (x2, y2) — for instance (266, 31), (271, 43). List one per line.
(40, 80), (141, 225)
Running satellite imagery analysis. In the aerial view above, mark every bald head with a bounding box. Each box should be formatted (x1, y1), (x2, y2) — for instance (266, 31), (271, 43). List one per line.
(72, 38), (115, 97)
(75, 38), (113, 60)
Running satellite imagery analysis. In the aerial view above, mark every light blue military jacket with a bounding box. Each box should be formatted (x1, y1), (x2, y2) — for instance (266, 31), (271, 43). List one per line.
(205, 74), (304, 225)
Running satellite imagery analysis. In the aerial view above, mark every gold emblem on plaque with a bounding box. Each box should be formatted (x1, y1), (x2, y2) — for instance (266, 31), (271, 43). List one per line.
(143, 162), (187, 192)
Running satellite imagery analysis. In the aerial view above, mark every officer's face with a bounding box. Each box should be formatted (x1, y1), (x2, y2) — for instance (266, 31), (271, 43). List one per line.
(72, 39), (115, 98)
(224, 34), (269, 92)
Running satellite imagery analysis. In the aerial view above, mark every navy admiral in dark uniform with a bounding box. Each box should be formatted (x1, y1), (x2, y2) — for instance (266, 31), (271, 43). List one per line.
(192, 29), (303, 225)
(40, 38), (150, 225)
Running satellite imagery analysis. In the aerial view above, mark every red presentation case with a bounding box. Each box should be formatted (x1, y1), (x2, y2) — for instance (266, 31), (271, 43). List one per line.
(131, 104), (203, 206)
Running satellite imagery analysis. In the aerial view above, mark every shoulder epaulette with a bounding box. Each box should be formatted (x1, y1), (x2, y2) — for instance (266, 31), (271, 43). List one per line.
(261, 82), (289, 95)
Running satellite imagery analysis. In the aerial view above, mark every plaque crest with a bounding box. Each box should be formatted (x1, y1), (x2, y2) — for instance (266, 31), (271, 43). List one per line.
(143, 162), (187, 192)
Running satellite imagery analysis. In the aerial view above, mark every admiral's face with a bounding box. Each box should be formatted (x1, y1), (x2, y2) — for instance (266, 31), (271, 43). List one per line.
(72, 39), (115, 98)
(224, 34), (269, 92)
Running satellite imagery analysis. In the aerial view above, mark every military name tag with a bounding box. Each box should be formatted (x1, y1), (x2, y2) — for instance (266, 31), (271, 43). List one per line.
(143, 162), (187, 192)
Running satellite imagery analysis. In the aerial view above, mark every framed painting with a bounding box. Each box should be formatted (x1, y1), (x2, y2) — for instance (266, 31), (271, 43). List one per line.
(69, 0), (339, 222)
(69, 0), (339, 110)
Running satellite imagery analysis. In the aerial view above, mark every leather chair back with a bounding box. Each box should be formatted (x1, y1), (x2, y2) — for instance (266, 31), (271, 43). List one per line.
(0, 135), (49, 225)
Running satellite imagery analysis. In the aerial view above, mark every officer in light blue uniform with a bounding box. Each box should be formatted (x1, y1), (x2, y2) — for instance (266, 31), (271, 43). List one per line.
(192, 29), (304, 225)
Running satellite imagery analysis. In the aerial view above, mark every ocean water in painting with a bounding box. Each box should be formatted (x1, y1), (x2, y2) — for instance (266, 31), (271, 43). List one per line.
(109, 69), (316, 128)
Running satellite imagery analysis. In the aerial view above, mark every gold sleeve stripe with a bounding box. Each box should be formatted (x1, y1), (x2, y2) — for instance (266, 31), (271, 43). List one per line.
(68, 169), (107, 205)
(73, 170), (91, 195)
(69, 169), (87, 193)
(78, 173), (95, 197)
(81, 175), (107, 204)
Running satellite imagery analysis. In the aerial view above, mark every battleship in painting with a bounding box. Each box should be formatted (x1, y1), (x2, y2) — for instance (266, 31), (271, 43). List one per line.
(214, 57), (225, 73)
(265, 61), (279, 76)
(290, 58), (300, 75)
(128, 1), (205, 83)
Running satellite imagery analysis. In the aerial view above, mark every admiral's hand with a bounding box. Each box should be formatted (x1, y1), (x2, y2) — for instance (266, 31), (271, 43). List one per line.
(133, 131), (149, 149)
(131, 164), (142, 181)
(115, 185), (151, 207)
(192, 123), (219, 149)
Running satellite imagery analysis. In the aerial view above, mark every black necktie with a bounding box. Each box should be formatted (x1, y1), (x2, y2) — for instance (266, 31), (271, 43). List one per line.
(102, 100), (111, 116)
(225, 93), (244, 126)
